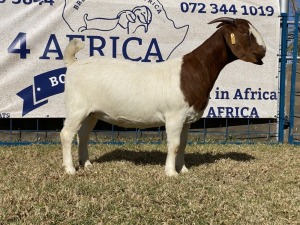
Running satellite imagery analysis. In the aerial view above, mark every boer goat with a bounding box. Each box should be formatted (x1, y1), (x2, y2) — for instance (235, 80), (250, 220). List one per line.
(61, 17), (266, 176)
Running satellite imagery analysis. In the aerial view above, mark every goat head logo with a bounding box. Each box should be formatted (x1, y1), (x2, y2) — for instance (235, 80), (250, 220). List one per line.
(78, 6), (152, 34)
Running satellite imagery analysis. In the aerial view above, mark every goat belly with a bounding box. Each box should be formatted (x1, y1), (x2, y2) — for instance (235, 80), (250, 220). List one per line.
(92, 112), (166, 129)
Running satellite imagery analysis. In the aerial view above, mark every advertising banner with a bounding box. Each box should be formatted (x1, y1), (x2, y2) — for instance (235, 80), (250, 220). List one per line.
(0, 0), (280, 118)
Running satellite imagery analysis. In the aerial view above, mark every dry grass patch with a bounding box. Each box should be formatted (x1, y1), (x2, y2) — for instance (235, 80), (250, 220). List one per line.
(0, 143), (300, 224)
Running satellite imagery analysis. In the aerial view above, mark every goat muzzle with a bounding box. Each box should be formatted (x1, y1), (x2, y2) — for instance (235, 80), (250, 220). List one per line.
(252, 48), (265, 65)
(254, 59), (263, 65)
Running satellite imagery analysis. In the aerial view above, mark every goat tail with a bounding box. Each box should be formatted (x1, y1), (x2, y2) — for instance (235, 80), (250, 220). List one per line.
(63, 39), (85, 67)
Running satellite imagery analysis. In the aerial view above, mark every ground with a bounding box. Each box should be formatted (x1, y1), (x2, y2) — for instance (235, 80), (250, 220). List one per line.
(0, 143), (299, 224)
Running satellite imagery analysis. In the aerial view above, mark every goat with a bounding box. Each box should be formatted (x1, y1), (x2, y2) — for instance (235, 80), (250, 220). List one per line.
(61, 17), (266, 176)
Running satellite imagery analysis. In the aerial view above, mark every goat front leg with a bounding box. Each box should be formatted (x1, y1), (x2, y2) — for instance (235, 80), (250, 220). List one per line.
(77, 115), (98, 168)
(165, 116), (185, 177)
(176, 123), (190, 173)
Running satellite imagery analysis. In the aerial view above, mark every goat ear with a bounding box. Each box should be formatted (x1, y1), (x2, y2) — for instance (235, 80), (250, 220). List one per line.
(208, 17), (236, 28)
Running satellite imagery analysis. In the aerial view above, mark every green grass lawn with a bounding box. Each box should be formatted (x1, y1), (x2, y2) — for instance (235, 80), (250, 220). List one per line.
(0, 144), (299, 224)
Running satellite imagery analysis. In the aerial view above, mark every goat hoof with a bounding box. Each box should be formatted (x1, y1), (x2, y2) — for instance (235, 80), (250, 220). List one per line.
(180, 165), (189, 174)
(165, 170), (179, 177)
(84, 160), (92, 168)
(64, 166), (76, 175)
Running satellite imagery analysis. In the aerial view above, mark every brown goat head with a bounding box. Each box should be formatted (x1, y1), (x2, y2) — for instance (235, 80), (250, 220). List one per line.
(209, 17), (266, 65)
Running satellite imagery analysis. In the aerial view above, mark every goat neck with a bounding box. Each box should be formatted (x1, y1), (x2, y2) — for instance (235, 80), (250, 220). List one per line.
(180, 28), (237, 113)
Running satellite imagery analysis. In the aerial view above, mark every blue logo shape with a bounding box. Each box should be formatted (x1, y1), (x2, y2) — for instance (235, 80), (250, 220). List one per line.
(17, 68), (67, 117)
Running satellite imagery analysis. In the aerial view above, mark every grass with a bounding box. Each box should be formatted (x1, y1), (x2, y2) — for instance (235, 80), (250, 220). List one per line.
(0, 143), (300, 224)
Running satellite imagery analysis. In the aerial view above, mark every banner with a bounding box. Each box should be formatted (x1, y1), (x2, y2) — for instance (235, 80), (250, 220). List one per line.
(0, 0), (280, 118)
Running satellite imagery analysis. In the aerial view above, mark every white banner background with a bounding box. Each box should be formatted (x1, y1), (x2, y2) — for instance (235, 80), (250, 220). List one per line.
(0, 0), (280, 118)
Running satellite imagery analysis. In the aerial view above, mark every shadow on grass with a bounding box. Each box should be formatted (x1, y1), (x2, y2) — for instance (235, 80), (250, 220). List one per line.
(92, 149), (255, 168)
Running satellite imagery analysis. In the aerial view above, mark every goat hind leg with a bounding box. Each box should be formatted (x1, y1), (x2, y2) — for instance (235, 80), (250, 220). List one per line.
(77, 115), (97, 168)
(61, 114), (86, 174)
(61, 126), (77, 174)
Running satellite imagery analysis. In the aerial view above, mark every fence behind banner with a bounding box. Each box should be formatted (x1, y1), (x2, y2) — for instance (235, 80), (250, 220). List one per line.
(0, 118), (279, 145)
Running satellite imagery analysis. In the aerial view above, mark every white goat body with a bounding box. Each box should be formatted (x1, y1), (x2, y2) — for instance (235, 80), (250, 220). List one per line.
(65, 55), (197, 129)
(61, 17), (266, 176)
